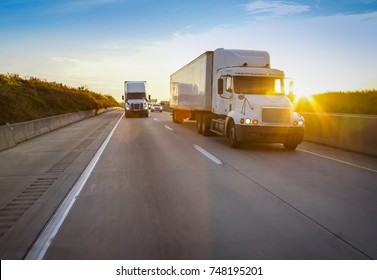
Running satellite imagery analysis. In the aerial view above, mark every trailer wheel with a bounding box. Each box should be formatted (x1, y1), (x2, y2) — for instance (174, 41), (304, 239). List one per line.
(196, 113), (202, 134)
(228, 120), (240, 148)
(172, 110), (178, 123)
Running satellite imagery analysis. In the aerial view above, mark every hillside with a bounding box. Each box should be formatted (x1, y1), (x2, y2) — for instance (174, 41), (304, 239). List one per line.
(0, 73), (119, 125)
(293, 90), (377, 115)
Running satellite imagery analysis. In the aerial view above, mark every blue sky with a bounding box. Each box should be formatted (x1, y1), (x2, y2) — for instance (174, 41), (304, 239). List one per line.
(1, 0), (377, 101)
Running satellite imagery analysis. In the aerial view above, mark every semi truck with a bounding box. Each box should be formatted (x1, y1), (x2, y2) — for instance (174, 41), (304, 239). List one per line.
(122, 81), (149, 118)
(170, 48), (304, 149)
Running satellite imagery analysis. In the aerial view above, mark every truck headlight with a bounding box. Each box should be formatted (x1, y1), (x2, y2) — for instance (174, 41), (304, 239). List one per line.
(293, 112), (304, 126)
(293, 120), (304, 126)
(240, 118), (258, 125)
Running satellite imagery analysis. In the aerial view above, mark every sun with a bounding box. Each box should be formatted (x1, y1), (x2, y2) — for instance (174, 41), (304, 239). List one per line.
(285, 79), (314, 100)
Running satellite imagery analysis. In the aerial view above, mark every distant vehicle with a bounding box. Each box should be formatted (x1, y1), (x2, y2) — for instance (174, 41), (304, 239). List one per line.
(122, 81), (149, 118)
(151, 103), (163, 112)
(170, 48), (305, 149)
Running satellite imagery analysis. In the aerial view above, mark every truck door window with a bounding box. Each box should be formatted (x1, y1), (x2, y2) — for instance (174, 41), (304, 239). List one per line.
(275, 79), (282, 94)
(217, 79), (223, 95)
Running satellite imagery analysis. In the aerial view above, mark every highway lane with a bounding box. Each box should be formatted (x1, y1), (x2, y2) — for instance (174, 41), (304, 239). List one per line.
(0, 110), (124, 259)
(38, 111), (377, 259)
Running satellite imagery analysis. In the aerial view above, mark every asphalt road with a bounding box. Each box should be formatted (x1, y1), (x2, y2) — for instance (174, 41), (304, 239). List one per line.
(1, 109), (376, 259)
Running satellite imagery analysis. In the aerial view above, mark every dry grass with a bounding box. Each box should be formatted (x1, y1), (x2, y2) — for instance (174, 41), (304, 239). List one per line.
(0, 73), (120, 125)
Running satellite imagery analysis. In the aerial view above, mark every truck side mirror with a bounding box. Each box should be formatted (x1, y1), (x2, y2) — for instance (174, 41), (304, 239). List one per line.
(217, 79), (223, 95)
(122, 95), (124, 100)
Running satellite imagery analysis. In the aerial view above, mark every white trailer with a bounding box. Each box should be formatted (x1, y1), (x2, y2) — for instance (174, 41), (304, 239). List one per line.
(170, 48), (305, 149)
(122, 81), (149, 118)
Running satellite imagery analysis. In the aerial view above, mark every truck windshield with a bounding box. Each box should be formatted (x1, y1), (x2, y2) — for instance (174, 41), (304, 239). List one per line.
(233, 76), (284, 95)
(126, 93), (146, 99)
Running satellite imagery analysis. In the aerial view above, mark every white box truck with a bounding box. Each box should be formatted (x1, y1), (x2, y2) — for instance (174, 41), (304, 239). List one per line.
(170, 48), (304, 149)
(122, 81), (149, 118)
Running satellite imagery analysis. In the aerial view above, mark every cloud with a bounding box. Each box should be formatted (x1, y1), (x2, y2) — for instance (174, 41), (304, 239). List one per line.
(245, 1), (310, 18)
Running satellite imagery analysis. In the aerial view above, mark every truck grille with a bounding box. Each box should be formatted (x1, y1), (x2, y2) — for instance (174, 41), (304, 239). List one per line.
(262, 108), (291, 124)
(131, 103), (142, 110)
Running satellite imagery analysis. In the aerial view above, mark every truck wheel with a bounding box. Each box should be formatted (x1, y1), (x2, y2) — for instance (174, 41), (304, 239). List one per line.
(228, 121), (240, 148)
(284, 134), (301, 150)
(201, 114), (211, 136)
(196, 113), (202, 134)
(284, 142), (298, 150)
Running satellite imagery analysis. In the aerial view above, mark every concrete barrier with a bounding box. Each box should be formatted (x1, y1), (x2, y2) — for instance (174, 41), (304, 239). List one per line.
(2, 109), (375, 156)
(301, 112), (377, 156)
(0, 108), (117, 151)
(0, 125), (16, 151)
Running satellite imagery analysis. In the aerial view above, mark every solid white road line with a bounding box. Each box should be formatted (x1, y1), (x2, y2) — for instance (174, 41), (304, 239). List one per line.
(164, 125), (173, 131)
(298, 148), (377, 173)
(25, 112), (124, 260)
(194, 144), (223, 165)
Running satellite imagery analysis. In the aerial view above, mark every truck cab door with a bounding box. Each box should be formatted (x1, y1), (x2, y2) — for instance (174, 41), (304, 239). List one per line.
(215, 76), (233, 115)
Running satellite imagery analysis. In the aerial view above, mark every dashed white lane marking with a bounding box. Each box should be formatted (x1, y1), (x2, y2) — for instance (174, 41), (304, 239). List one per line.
(194, 144), (223, 165)
(26, 112), (125, 260)
(298, 148), (377, 173)
(164, 125), (173, 131)
(153, 118), (158, 121)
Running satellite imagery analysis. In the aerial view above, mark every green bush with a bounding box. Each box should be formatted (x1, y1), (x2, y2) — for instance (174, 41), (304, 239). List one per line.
(0, 73), (120, 125)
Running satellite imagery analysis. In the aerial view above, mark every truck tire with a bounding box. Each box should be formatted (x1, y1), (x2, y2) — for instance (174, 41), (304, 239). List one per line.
(228, 120), (240, 148)
(283, 142), (298, 150)
(201, 114), (211, 136)
(196, 113), (203, 134)
(283, 134), (301, 150)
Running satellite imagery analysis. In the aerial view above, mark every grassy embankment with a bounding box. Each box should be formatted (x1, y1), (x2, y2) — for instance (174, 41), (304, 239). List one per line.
(0, 73), (120, 125)
(294, 89), (377, 115)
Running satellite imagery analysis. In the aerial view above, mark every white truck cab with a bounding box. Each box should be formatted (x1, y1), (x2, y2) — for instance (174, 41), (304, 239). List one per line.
(123, 81), (149, 118)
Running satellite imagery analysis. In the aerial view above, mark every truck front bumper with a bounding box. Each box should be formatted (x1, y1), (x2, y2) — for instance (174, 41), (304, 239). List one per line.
(125, 109), (149, 116)
(235, 125), (304, 144)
